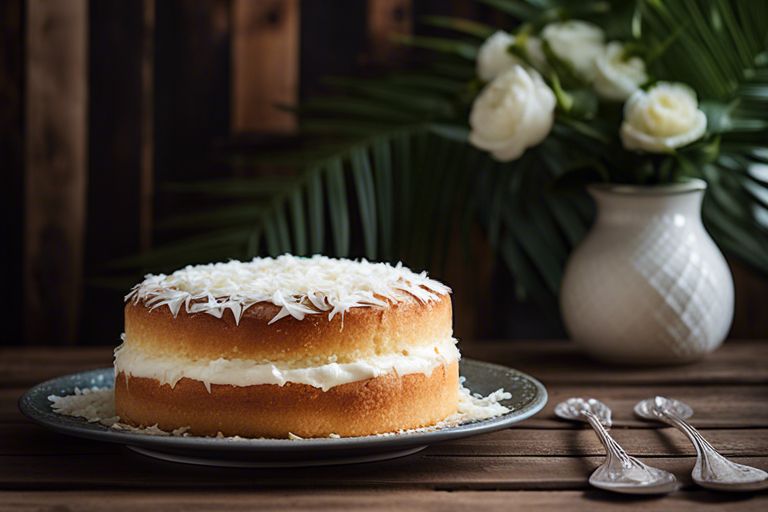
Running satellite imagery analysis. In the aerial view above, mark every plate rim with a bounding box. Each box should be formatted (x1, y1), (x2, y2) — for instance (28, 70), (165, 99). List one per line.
(18, 358), (548, 453)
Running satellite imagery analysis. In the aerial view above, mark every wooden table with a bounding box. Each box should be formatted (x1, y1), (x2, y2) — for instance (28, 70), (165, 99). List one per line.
(1, 340), (766, 511)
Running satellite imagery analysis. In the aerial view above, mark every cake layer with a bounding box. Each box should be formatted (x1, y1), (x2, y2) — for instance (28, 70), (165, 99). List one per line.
(114, 361), (460, 437)
(115, 337), (460, 391)
(124, 294), (452, 365)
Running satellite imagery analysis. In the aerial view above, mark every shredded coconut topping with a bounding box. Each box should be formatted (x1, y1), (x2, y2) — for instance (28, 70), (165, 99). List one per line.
(125, 254), (450, 324)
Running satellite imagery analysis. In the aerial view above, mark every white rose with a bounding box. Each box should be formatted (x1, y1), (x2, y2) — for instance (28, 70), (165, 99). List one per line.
(477, 31), (520, 82)
(542, 20), (604, 81)
(620, 82), (707, 153)
(594, 42), (648, 101)
(469, 65), (556, 161)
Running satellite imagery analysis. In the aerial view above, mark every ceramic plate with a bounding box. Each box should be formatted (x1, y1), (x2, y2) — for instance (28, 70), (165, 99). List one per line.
(19, 359), (547, 467)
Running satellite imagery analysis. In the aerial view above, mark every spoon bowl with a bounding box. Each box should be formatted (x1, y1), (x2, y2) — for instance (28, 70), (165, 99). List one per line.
(634, 396), (692, 421)
(589, 464), (679, 495)
(555, 397), (612, 426)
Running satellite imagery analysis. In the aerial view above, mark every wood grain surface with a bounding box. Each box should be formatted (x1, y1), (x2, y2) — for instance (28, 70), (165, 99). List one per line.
(1, 340), (766, 511)
(23, 0), (88, 344)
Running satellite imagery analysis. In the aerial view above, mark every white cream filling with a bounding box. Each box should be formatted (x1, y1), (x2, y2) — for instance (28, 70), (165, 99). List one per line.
(114, 338), (460, 392)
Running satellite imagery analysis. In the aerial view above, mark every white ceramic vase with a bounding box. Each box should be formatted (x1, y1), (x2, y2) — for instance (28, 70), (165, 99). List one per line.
(560, 179), (734, 365)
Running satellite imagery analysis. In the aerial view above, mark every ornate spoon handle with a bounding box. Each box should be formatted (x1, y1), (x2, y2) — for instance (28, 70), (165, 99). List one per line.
(659, 409), (766, 485)
(582, 410), (633, 470)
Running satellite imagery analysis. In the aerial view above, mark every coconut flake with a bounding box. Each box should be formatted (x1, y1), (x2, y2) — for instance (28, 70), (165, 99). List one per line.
(125, 254), (450, 324)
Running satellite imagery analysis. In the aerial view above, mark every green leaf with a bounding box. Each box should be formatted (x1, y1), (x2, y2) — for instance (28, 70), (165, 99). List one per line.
(420, 16), (495, 38)
(157, 204), (266, 230)
(393, 34), (479, 60)
(476, 0), (540, 20)
(324, 158), (350, 257)
(264, 216), (280, 257)
(350, 147), (378, 259)
(289, 190), (307, 255)
(306, 169), (325, 254)
(163, 178), (298, 198)
(108, 228), (252, 270)
(428, 123), (470, 143)
(372, 137), (394, 259)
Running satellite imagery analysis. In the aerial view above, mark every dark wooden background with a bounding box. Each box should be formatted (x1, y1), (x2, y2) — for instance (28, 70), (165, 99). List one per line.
(2, 0), (767, 347)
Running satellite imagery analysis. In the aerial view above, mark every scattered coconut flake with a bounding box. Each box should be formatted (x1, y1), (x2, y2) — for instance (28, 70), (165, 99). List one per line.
(446, 376), (512, 425)
(48, 387), (120, 427)
(48, 380), (512, 440)
(125, 255), (450, 324)
(48, 387), (187, 436)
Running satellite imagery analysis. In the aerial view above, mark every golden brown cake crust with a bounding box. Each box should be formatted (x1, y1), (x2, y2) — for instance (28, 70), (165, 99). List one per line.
(125, 294), (452, 365)
(114, 361), (459, 438)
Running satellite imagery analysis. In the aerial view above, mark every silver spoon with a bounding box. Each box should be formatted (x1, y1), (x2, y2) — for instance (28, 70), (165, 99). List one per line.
(635, 396), (768, 492)
(555, 397), (679, 494)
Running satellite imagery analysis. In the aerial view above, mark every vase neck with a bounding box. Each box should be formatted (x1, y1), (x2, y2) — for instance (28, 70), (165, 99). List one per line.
(588, 183), (705, 226)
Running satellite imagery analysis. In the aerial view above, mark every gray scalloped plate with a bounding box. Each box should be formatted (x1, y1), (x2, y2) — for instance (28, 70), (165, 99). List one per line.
(19, 359), (547, 468)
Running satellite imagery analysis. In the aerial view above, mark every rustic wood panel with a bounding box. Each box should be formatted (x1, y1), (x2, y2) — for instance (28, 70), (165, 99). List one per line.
(24, 0), (88, 344)
(0, 453), (764, 490)
(1, 423), (765, 458)
(232, 0), (299, 133)
(367, 0), (412, 63)
(3, 384), (765, 428)
(532, 384), (768, 429)
(1, 490), (766, 512)
(731, 259), (768, 338)
(425, 427), (768, 457)
(0, 0), (24, 346)
(461, 339), (768, 385)
(298, 0), (367, 100)
(0, 347), (111, 387)
(87, 0), (155, 255)
(153, 0), (230, 188)
(81, 0), (156, 345)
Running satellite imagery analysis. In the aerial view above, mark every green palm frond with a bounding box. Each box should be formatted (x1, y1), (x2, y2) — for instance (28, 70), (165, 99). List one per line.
(109, 0), (768, 314)
(638, 0), (768, 272)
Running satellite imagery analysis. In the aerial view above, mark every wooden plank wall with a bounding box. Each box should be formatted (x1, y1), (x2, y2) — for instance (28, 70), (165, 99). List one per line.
(0, 0), (24, 344)
(24, 0), (88, 344)
(82, 0), (156, 344)
(231, 0), (299, 134)
(367, 0), (413, 63)
(7, 0), (768, 344)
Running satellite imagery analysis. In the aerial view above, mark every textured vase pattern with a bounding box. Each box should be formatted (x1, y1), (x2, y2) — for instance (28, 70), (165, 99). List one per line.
(561, 181), (734, 365)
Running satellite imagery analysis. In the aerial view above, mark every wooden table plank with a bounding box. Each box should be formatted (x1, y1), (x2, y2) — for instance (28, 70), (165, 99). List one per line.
(1, 490), (766, 512)
(0, 347), (111, 387)
(530, 384), (768, 429)
(3, 384), (767, 428)
(2, 422), (766, 458)
(425, 428), (768, 457)
(462, 339), (768, 384)
(1, 452), (766, 491)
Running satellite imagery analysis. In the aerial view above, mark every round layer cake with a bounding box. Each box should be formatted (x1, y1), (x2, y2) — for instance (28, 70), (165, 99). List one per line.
(114, 255), (459, 437)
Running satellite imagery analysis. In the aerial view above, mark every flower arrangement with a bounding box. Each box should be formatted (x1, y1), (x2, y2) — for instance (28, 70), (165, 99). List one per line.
(122, 0), (768, 316)
(469, 19), (715, 183)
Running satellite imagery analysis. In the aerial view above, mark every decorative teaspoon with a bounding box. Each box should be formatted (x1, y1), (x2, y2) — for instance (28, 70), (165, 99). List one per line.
(555, 397), (679, 494)
(634, 396), (768, 492)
